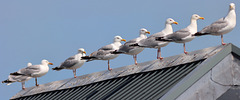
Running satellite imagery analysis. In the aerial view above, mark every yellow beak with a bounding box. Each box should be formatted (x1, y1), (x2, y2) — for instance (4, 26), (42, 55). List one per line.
(121, 39), (126, 42)
(146, 31), (150, 34)
(199, 17), (205, 20)
(173, 22), (178, 25)
(83, 51), (86, 54)
(48, 62), (53, 65)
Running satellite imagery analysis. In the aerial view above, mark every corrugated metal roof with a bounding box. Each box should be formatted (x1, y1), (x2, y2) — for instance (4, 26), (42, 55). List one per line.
(11, 43), (239, 100)
(12, 60), (204, 100)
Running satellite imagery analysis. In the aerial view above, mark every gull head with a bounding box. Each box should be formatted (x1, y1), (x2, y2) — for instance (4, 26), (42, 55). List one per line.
(229, 3), (235, 10)
(27, 63), (32, 66)
(41, 59), (53, 65)
(191, 14), (204, 20)
(166, 18), (178, 25)
(114, 36), (126, 42)
(139, 28), (150, 35)
(78, 48), (86, 54)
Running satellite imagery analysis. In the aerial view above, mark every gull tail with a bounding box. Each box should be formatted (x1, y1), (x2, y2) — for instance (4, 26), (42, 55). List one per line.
(10, 72), (24, 76)
(81, 56), (96, 59)
(112, 50), (123, 54)
(129, 43), (140, 47)
(52, 67), (63, 71)
(2, 79), (13, 85)
(155, 37), (172, 41)
(193, 32), (211, 36)
(81, 56), (96, 62)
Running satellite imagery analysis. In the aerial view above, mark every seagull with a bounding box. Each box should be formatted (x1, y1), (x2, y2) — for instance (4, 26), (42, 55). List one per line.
(2, 63), (32, 90)
(112, 28), (150, 65)
(193, 3), (236, 45)
(156, 14), (204, 54)
(82, 36), (126, 71)
(131, 18), (178, 59)
(52, 48), (86, 78)
(10, 59), (53, 86)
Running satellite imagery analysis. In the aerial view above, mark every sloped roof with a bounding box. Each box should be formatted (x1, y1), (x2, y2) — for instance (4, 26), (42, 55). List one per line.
(11, 43), (240, 100)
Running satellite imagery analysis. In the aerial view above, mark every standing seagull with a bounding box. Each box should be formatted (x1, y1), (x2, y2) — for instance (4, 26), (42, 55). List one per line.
(156, 14), (204, 54)
(194, 3), (236, 45)
(131, 18), (178, 59)
(10, 59), (53, 86)
(112, 28), (150, 65)
(82, 36), (126, 71)
(52, 48), (86, 78)
(2, 63), (32, 90)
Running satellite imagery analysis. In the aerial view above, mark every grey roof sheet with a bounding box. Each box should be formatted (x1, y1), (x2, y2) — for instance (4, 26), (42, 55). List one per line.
(11, 44), (232, 99)
(13, 60), (204, 100)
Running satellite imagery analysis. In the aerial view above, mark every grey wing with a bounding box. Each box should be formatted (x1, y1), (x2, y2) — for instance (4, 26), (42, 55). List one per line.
(165, 28), (191, 41)
(89, 50), (112, 59)
(60, 56), (78, 68)
(8, 75), (31, 82)
(96, 50), (111, 56)
(139, 31), (165, 46)
(118, 38), (138, 52)
(90, 50), (108, 57)
(98, 44), (114, 51)
(200, 18), (228, 33)
(19, 65), (41, 76)
(138, 37), (159, 47)
(148, 31), (165, 38)
(118, 44), (133, 53)
(125, 38), (138, 45)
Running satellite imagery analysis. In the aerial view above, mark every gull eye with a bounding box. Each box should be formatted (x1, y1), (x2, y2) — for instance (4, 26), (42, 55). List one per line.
(169, 20), (172, 21)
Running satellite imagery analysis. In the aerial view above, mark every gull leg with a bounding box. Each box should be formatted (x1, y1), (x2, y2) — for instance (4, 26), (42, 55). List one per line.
(221, 35), (226, 45)
(73, 69), (77, 78)
(22, 82), (26, 90)
(157, 48), (163, 60)
(35, 78), (39, 86)
(133, 55), (137, 65)
(108, 60), (112, 71)
(184, 43), (188, 54)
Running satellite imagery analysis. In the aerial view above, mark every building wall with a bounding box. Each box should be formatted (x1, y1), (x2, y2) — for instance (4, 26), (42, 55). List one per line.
(176, 54), (240, 100)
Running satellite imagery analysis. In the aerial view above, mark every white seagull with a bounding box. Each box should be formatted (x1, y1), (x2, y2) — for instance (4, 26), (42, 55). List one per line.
(194, 3), (236, 45)
(2, 63), (33, 90)
(156, 14), (204, 54)
(10, 59), (53, 86)
(113, 28), (150, 65)
(131, 18), (178, 59)
(82, 36), (126, 71)
(52, 48), (86, 78)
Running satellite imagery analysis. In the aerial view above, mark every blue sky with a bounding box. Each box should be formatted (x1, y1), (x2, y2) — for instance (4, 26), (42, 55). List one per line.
(0, 0), (239, 99)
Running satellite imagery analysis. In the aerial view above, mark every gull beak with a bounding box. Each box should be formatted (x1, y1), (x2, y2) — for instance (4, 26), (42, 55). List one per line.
(146, 31), (150, 34)
(173, 22), (178, 25)
(121, 39), (126, 42)
(230, 5), (233, 9)
(48, 62), (53, 65)
(83, 51), (86, 54)
(199, 17), (205, 20)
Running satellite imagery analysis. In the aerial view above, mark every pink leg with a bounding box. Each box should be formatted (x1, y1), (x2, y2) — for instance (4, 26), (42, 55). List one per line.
(184, 43), (188, 54)
(108, 60), (112, 71)
(221, 35), (226, 45)
(157, 48), (163, 60)
(22, 82), (26, 90)
(35, 78), (39, 86)
(133, 55), (137, 65)
(73, 69), (77, 78)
